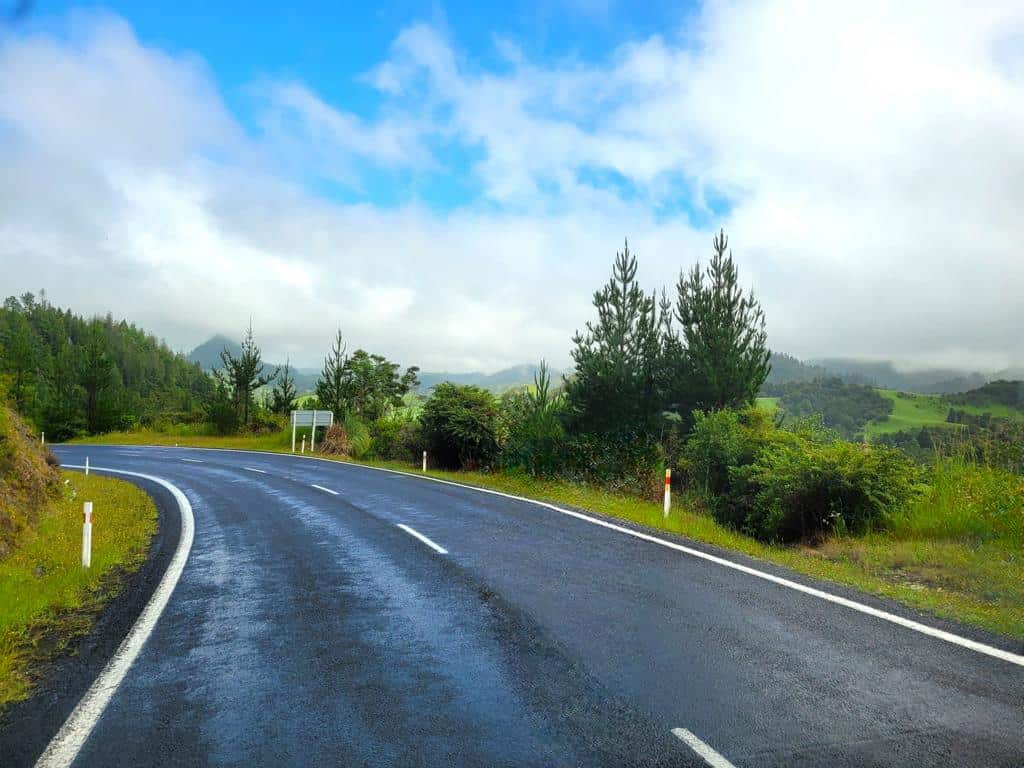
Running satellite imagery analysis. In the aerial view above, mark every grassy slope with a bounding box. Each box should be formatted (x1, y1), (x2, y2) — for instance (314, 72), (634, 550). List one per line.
(0, 472), (157, 708)
(865, 389), (1024, 439)
(70, 429), (1023, 640)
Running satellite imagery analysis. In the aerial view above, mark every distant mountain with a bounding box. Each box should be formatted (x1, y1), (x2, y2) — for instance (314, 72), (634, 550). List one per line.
(186, 334), (241, 370)
(808, 358), (988, 394)
(417, 364), (563, 394)
(187, 335), (318, 393)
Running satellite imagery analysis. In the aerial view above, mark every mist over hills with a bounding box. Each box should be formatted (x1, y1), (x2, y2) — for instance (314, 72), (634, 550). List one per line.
(187, 335), (1012, 396)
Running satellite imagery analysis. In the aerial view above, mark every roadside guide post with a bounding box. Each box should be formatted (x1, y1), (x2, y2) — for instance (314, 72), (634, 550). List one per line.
(663, 468), (672, 518)
(422, 451), (427, 472)
(82, 502), (93, 568)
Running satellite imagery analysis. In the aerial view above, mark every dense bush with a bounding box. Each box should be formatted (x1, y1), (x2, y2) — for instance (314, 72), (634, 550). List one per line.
(558, 430), (663, 496)
(499, 364), (567, 477)
(679, 407), (774, 498)
(681, 406), (920, 542)
(731, 440), (921, 542)
(420, 383), (499, 469)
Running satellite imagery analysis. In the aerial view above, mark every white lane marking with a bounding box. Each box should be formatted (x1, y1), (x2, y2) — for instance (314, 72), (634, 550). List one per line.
(672, 729), (736, 768)
(311, 483), (339, 496)
(243, 466), (267, 474)
(397, 524), (448, 555)
(64, 445), (1024, 668)
(35, 466), (194, 768)
(181, 458), (203, 464)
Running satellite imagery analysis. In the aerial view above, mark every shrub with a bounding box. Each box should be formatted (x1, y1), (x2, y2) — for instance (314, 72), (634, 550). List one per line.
(420, 383), (499, 469)
(342, 415), (372, 459)
(560, 430), (663, 497)
(395, 419), (425, 463)
(731, 440), (921, 542)
(680, 407), (775, 499)
(499, 366), (567, 477)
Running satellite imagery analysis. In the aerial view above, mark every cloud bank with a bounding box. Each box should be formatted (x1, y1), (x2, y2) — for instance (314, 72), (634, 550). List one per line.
(1, 3), (1022, 372)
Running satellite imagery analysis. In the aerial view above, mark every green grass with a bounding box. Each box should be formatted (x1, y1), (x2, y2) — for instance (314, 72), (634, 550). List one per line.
(755, 396), (779, 415)
(864, 389), (1024, 439)
(68, 429), (1024, 640)
(0, 472), (157, 708)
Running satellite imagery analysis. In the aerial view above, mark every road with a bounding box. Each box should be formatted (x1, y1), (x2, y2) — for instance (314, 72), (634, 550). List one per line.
(8, 445), (1024, 767)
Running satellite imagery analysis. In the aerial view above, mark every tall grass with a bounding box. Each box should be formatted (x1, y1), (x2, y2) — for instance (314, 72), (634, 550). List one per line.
(887, 454), (1024, 545)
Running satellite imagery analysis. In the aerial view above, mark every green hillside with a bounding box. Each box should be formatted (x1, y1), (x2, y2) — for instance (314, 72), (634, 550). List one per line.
(865, 388), (1024, 439)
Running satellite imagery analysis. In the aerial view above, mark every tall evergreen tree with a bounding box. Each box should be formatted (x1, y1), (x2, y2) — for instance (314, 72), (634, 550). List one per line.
(270, 358), (298, 414)
(219, 323), (277, 427)
(315, 329), (348, 419)
(670, 229), (770, 412)
(565, 240), (664, 434)
(80, 321), (114, 433)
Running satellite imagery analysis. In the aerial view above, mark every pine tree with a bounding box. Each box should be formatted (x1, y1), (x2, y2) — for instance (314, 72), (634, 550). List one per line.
(270, 358), (298, 414)
(219, 323), (277, 427)
(80, 321), (114, 433)
(315, 329), (348, 419)
(565, 240), (664, 434)
(671, 229), (770, 412)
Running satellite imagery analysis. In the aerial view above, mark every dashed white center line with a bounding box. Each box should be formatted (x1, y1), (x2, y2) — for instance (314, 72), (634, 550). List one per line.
(181, 458), (203, 463)
(671, 728), (736, 768)
(396, 524), (448, 555)
(311, 484), (339, 496)
(243, 466), (267, 474)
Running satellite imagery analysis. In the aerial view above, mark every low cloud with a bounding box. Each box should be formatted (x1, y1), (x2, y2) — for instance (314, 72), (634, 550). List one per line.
(1, 3), (1022, 372)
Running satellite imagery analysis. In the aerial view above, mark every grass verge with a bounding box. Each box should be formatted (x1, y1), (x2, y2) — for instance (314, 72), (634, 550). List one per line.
(0, 471), (157, 709)
(69, 430), (1024, 641)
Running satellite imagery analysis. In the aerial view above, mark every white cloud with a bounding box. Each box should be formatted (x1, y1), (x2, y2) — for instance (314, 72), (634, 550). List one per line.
(1, 3), (1022, 373)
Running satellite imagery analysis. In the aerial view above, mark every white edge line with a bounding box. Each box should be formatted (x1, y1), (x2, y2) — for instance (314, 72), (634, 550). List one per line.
(35, 465), (194, 768)
(59, 445), (1024, 668)
(243, 466), (267, 474)
(672, 728), (736, 768)
(397, 523), (448, 555)
(180, 458), (203, 463)
(311, 483), (339, 496)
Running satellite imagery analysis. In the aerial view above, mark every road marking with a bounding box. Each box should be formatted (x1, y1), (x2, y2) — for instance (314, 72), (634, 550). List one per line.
(64, 445), (1024, 668)
(243, 466), (267, 474)
(397, 524), (448, 555)
(35, 466), (194, 768)
(672, 729), (736, 768)
(311, 483), (339, 496)
(181, 458), (203, 463)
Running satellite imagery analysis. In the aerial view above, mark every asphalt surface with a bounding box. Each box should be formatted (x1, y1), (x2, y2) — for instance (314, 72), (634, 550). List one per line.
(6, 445), (1024, 767)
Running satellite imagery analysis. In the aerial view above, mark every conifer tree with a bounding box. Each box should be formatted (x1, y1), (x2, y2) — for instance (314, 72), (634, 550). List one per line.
(315, 329), (348, 419)
(671, 229), (770, 411)
(270, 358), (298, 414)
(220, 323), (277, 427)
(565, 240), (663, 434)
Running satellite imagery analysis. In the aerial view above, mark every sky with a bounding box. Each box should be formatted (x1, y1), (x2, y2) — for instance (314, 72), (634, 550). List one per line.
(1, 1), (1022, 372)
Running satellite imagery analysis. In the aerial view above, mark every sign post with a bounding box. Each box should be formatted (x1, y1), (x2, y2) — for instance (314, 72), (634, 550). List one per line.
(291, 410), (334, 456)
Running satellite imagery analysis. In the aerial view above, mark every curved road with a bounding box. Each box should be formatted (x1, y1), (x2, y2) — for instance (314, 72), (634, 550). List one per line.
(15, 446), (1024, 766)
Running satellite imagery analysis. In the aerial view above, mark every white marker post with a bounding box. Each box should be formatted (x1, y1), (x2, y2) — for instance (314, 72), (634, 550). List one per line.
(310, 410), (317, 453)
(82, 502), (93, 568)
(422, 450), (427, 472)
(301, 435), (306, 454)
(663, 468), (672, 518)
(291, 411), (297, 453)
(85, 456), (89, 476)
(41, 431), (45, 447)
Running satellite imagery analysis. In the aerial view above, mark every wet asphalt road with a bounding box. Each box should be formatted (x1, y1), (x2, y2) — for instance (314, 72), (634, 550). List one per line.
(16, 446), (1024, 766)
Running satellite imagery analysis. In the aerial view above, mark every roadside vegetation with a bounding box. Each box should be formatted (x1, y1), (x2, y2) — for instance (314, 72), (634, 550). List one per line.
(0, 402), (157, 709)
(7, 230), (1023, 639)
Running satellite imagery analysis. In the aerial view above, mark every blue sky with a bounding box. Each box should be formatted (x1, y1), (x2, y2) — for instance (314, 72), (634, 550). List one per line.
(1, 2), (1022, 371)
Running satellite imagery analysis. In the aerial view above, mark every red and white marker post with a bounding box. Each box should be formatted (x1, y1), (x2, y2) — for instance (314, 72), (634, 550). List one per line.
(82, 502), (93, 568)
(663, 468), (672, 518)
